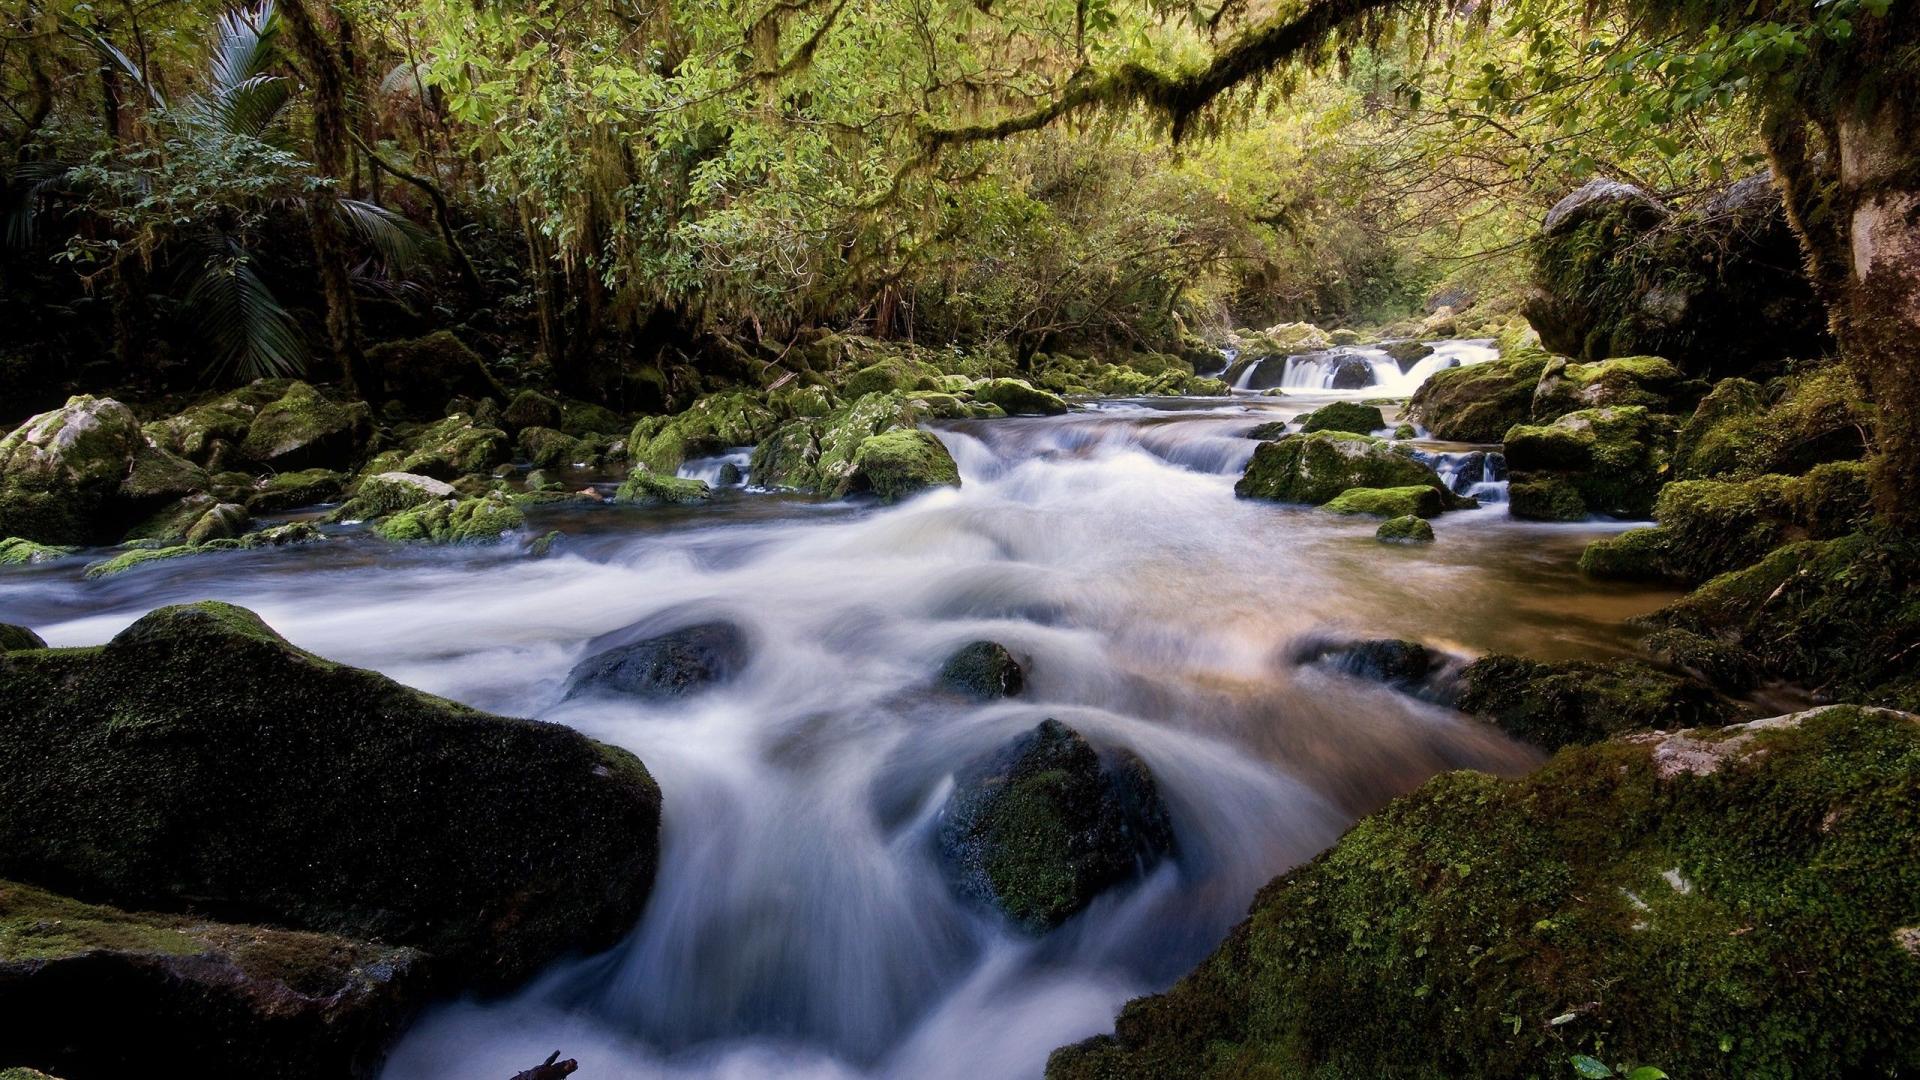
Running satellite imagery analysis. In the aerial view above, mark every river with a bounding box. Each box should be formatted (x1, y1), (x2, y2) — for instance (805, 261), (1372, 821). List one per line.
(0, 381), (1682, 1079)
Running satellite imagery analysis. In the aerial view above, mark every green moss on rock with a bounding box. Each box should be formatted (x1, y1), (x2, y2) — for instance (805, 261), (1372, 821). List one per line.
(0, 537), (76, 566)
(1673, 366), (1872, 482)
(236, 383), (371, 472)
(398, 414), (509, 480)
(1236, 432), (1450, 506)
(1408, 350), (1553, 442)
(969, 378), (1069, 416)
(0, 624), (46, 651)
(1376, 515), (1436, 544)
(626, 392), (780, 474)
(836, 429), (960, 502)
(245, 468), (345, 513)
(367, 331), (507, 415)
(1530, 355), (1700, 421)
(372, 496), (523, 544)
(1504, 406), (1672, 520)
(614, 470), (712, 506)
(938, 641), (1025, 700)
(1297, 402), (1386, 435)
(1049, 706), (1920, 1080)
(1322, 485), (1445, 519)
(0, 396), (209, 545)
(1454, 654), (1737, 749)
(337, 471), (453, 520)
(0, 602), (660, 989)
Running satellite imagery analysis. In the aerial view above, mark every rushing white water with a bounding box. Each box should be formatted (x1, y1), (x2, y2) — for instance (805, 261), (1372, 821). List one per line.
(0, 393), (1682, 1080)
(678, 449), (754, 488)
(1230, 338), (1499, 396)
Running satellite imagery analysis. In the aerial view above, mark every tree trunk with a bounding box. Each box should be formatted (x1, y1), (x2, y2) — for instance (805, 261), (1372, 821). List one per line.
(1766, 96), (1920, 527)
(279, 0), (381, 403)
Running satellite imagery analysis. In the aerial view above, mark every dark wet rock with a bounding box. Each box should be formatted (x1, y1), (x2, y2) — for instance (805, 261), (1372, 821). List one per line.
(368, 331), (508, 416)
(1296, 402), (1386, 435)
(715, 461), (744, 486)
(0, 878), (427, 1080)
(938, 720), (1173, 932)
(1408, 350), (1554, 443)
(566, 620), (749, 701)
(0, 624), (46, 651)
(502, 390), (563, 434)
(1524, 175), (1829, 378)
(1454, 653), (1737, 749)
(1046, 705), (1920, 1080)
(1381, 340), (1434, 371)
(1294, 637), (1443, 689)
(0, 602), (661, 989)
(1245, 421), (1291, 441)
(1323, 353), (1376, 390)
(938, 641), (1026, 700)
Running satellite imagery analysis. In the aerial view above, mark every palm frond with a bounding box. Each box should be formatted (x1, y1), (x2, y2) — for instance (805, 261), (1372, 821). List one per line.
(336, 198), (435, 272)
(62, 18), (167, 110)
(3, 160), (74, 248)
(379, 60), (431, 98)
(197, 2), (290, 137)
(184, 238), (308, 379)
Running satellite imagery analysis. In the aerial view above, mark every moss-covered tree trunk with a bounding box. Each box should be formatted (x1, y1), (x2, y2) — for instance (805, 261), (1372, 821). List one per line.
(280, 0), (382, 404)
(1766, 93), (1920, 527)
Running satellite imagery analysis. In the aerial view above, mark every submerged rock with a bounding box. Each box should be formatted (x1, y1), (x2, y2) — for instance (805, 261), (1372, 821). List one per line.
(1376, 515), (1435, 544)
(0, 878), (427, 1079)
(0, 602), (661, 989)
(1236, 432), (1451, 507)
(835, 429), (960, 502)
(938, 720), (1173, 932)
(1454, 653), (1736, 749)
(1047, 706), (1920, 1079)
(1293, 637), (1444, 689)
(566, 620), (749, 700)
(938, 640), (1026, 700)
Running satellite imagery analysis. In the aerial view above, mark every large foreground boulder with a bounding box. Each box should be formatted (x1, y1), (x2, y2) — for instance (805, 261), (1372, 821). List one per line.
(0, 602), (661, 989)
(938, 720), (1173, 932)
(1522, 176), (1829, 378)
(1504, 406), (1673, 520)
(0, 396), (208, 545)
(834, 429), (960, 502)
(0, 879), (425, 1080)
(1236, 432), (1453, 507)
(1049, 705), (1920, 1079)
(236, 383), (372, 472)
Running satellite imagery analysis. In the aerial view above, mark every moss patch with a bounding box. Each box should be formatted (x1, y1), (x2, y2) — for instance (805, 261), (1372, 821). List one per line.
(837, 429), (960, 502)
(1322, 485), (1445, 519)
(1237, 432), (1448, 506)
(1455, 654), (1739, 749)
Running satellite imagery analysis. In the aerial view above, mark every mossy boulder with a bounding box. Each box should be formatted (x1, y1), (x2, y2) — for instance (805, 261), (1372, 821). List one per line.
(626, 391), (780, 475)
(1296, 402), (1386, 435)
(336, 472), (453, 520)
(938, 641), (1026, 700)
(835, 429), (960, 502)
(969, 378), (1069, 416)
(1642, 627), (1762, 694)
(843, 355), (944, 397)
(0, 602), (660, 989)
(1321, 485), (1447, 519)
(1245, 421), (1291, 441)
(1503, 406), (1672, 520)
(1579, 463), (1872, 584)
(368, 331), (507, 415)
(371, 496), (523, 544)
(938, 720), (1173, 932)
(184, 502), (249, 545)
(1672, 366), (1872, 482)
(1523, 175), (1830, 378)
(1236, 432), (1450, 506)
(1530, 355), (1701, 421)
(1048, 705), (1920, 1080)
(1381, 340), (1434, 369)
(245, 468), (345, 513)
(1407, 350), (1554, 442)
(0, 396), (209, 545)
(0, 878), (426, 1080)
(236, 383), (372, 472)
(565, 620), (748, 701)
(749, 390), (989, 495)
(0, 537), (75, 566)
(1454, 654), (1736, 749)
(1376, 515), (1435, 544)
(517, 426), (598, 469)
(1648, 529), (1920, 709)
(397, 415), (509, 480)
(83, 544), (203, 579)
(614, 470), (712, 506)
(501, 390), (562, 434)
(557, 400), (626, 438)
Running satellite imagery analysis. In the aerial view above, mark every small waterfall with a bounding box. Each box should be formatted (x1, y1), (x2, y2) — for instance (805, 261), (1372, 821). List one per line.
(1414, 449), (1508, 503)
(1233, 338), (1500, 397)
(679, 449), (754, 488)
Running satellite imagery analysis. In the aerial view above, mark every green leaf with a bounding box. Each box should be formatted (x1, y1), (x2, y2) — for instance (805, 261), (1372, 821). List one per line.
(1570, 1056), (1614, 1079)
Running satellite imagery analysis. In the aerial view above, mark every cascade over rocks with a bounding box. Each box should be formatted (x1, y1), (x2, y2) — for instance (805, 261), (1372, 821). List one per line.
(0, 602), (662, 991)
(1047, 706), (1920, 1080)
(566, 619), (750, 700)
(937, 719), (1173, 932)
(1523, 176), (1830, 378)
(0, 396), (209, 545)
